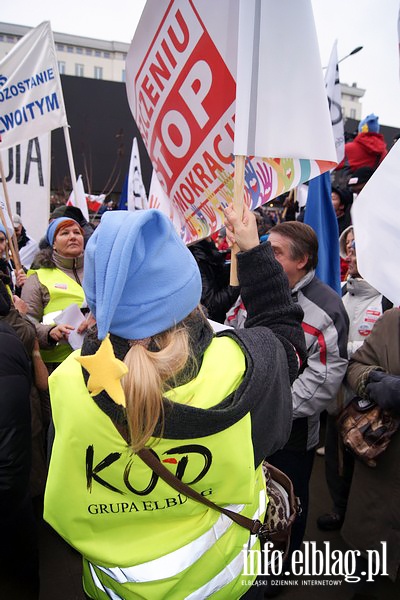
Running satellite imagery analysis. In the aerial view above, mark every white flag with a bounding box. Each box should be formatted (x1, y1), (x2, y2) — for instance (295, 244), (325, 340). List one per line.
(325, 40), (345, 164)
(234, 0), (335, 160)
(351, 141), (400, 305)
(0, 21), (67, 149)
(127, 137), (148, 211)
(67, 174), (89, 221)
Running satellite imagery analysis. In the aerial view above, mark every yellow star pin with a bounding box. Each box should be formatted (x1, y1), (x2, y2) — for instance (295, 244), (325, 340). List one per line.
(76, 334), (128, 406)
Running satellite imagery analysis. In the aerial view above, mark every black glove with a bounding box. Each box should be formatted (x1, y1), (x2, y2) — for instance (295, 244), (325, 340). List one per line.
(365, 371), (400, 412)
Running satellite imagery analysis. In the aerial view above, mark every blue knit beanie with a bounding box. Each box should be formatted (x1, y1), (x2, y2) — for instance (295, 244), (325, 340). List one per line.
(358, 114), (380, 133)
(46, 217), (80, 246)
(0, 223), (6, 236)
(84, 210), (202, 340)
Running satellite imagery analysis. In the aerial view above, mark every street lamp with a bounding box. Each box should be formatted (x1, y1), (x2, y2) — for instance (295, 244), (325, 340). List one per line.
(337, 46), (363, 64)
(323, 46), (363, 69)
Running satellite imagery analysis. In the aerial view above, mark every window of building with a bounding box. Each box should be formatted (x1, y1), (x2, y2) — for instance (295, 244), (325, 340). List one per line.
(95, 50), (101, 57)
(58, 61), (66, 75)
(76, 47), (83, 55)
(6, 35), (15, 43)
(75, 63), (84, 77)
(350, 108), (356, 119)
(85, 48), (93, 56)
(56, 43), (65, 52)
(0, 35), (4, 42)
(67, 46), (74, 53)
(103, 51), (110, 58)
(94, 66), (103, 80)
(121, 69), (126, 82)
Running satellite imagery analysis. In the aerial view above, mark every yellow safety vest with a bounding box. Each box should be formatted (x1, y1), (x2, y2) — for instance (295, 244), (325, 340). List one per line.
(27, 267), (85, 363)
(44, 336), (268, 599)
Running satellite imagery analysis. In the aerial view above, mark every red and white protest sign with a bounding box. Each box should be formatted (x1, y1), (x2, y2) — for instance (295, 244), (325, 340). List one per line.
(126, 0), (336, 242)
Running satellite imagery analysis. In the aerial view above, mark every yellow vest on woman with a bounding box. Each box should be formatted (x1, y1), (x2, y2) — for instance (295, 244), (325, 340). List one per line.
(27, 267), (85, 363)
(44, 336), (268, 599)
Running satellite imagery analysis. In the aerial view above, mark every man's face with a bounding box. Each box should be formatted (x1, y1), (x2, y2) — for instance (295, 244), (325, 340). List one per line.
(14, 224), (22, 239)
(268, 231), (307, 288)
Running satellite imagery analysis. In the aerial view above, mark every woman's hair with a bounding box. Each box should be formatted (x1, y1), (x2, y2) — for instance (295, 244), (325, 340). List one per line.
(122, 322), (191, 453)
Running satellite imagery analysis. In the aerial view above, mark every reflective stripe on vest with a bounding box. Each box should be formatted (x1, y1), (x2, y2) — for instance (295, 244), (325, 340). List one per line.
(45, 336), (267, 599)
(28, 267), (85, 363)
(93, 503), (245, 582)
(89, 564), (121, 600)
(89, 491), (265, 599)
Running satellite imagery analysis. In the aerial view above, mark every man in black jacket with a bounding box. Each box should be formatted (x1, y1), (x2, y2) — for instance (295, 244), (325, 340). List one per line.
(0, 322), (39, 599)
(189, 236), (239, 323)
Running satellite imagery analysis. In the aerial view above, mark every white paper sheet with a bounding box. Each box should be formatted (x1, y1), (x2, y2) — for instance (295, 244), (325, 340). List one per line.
(53, 303), (86, 350)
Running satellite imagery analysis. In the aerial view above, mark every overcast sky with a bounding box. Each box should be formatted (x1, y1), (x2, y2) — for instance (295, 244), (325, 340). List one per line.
(2, 0), (399, 127)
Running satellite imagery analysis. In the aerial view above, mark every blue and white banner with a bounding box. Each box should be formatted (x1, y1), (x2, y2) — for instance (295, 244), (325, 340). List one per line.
(0, 21), (67, 149)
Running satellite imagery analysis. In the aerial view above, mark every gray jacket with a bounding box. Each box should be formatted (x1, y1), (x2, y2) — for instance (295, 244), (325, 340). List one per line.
(226, 269), (349, 450)
(290, 270), (349, 449)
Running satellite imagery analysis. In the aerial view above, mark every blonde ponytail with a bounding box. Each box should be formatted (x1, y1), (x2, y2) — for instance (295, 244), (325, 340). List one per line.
(122, 325), (190, 453)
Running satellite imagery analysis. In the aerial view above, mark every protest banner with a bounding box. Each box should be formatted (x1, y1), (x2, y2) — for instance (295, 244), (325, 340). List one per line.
(0, 21), (67, 149)
(352, 141), (400, 305)
(67, 175), (106, 218)
(0, 21), (80, 228)
(126, 0), (337, 243)
(325, 40), (345, 165)
(302, 39), (343, 295)
(67, 175), (89, 221)
(0, 133), (50, 245)
(127, 137), (148, 211)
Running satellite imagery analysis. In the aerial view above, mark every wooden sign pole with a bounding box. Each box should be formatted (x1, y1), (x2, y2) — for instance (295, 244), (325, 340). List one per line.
(229, 154), (246, 286)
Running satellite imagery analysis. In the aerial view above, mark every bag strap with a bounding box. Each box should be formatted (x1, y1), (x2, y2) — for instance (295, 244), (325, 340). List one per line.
(137, 447), (263, 535)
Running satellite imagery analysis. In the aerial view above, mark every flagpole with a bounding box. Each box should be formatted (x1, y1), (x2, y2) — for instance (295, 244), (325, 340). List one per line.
(63, 125), (79, 205)
(229, 154), (245, 285)
(0, 155), (22, 271)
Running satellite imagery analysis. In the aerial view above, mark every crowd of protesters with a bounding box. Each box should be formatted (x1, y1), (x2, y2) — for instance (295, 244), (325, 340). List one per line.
(1, 114), (400, 600)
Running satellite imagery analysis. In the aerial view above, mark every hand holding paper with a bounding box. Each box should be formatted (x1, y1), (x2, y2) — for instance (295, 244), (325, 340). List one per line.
(53, 303), (86, 350)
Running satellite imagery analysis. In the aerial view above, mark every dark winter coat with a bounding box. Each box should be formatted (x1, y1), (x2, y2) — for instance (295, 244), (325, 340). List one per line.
(189, 238), (239, 323)
(342, 308), (400, 581)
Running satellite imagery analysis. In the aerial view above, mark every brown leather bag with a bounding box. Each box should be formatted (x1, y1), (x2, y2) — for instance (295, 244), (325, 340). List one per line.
(337, 396), (400, 467)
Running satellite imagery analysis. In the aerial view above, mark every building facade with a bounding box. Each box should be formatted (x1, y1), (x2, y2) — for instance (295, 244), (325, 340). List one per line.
(0, 22), (130, 84)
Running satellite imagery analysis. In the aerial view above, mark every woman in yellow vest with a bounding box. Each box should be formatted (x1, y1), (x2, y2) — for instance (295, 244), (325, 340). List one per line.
(44, 206), (306, 600)
(21, 216), (88, 368)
